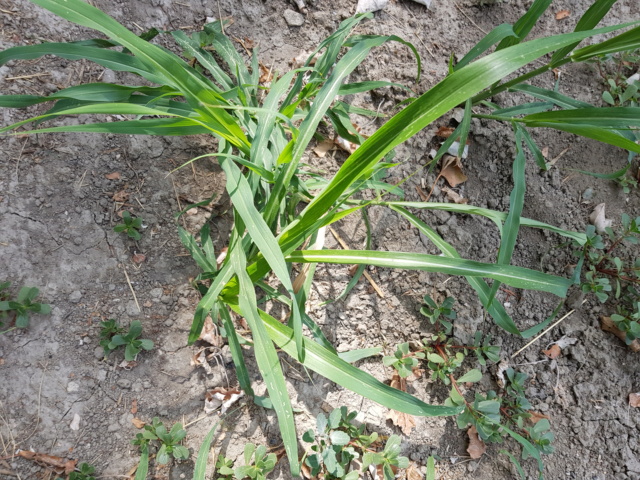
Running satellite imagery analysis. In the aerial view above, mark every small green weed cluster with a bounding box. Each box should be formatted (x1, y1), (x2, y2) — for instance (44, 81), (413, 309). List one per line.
(597, 48), (640, 107)
(574, 214), (640, 343)
(386, 314), (548, 477)
(132, 417), (189, 464)
(114, 211), (143, 241)
(215, 444), (277, 480)
(0, 282), (50, 333)
(303, 407), (408, 480)
(99, 319), (154, 360)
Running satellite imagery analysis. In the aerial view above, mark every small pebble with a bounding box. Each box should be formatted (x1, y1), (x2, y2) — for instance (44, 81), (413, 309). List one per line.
(283, 9), (305, 26)
(69, 290), (82, 303)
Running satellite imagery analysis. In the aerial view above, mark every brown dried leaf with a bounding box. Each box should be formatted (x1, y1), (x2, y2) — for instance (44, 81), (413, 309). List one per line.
(629, 393), (640, 408)
(198, 318), (223, 347)
(466, 426), (486, 459)
(440, 155), (467, 188)
(415, 185), (429, 202)
(387, 409), (416, 436)
(105, 172), (121, 180)
(259, 62), (273, 84)
(313, 139), (334, 157)
(542, 344), (562, 359)
(528, 411), (550, 424)
(130, 399), (138, 414)
(442, 186), (468, 204)
(334, 135), (357, 154)
(389, 372), (407, 392)
(132, 417), (146, 429)
(435, 126), (455, 138)
(113, 190), (129, 202)
(600, 315), (640, 352)
(406, 464), (423, 480)
(204, 387), (244, 414)
(555, 9), (570, 20)
(16, 451), (77, 474)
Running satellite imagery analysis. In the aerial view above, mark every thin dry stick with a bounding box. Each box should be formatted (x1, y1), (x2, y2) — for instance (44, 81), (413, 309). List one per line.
(454, 2), (488, 35)
(511, 302), (585, 358)
(19, 362), (47, 445)
(5, 73), (50, 81)
(14, 137), (28, 178)
(328, 227), (385, 298)
(123, 267), (141, 313)
(217, 0), (224, 35)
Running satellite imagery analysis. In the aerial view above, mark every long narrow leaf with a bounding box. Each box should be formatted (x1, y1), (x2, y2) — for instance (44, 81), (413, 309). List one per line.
(487, 128), (526, 306)
(256, 308), (462, 417)
(455, 23), (515, 70)
(571, 24), (640, 61)
(287, 250), (571, 296)
(496, 0), (553, 50)
(230, 247), (299, 476)
(193, 419), (222, 480)
(508, 84), (592, 109)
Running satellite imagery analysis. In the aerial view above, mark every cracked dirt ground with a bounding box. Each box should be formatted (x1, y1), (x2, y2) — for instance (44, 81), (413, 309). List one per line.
(1, 0), (640, 479)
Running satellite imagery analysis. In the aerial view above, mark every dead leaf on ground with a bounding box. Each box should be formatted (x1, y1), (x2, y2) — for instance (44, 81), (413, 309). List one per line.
(406, 464), (423, 480)
(528, 411), (551, 424)
(313, 139), (334, 158)
(130, 399), (138, 414)
(440, 155), (467, 188)
(387, 409), (416, 435)
(118, 359), (137, 369)
(204, 387), (244, 414)
(600, 315), (640, 352)
(435, 125), (455, 138)
(16, 450), (77, 474)
(105, 172), (121, 180)
(259, 62), (273, 84)
(113, 190), (129, 202)
(542, 344), (562, 359)
(334, 135), (358, 154)
(442, 186), (468, 204)
(132, 417), (146, 429)
(198, 318), (224, 347)
(555, 9), (571, 20)
(466, 426), (486, 459)
(389, 372), (407, 392)
(589, 203), (613, 234)
(629, 393), (640, 408)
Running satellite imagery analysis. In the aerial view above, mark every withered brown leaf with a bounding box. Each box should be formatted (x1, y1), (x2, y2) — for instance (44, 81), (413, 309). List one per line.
(467, 426), (486, 459)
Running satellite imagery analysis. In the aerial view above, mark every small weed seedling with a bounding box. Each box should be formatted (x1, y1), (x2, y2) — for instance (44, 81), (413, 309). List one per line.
(420, 295), (457, 334)
(0, 283), (51, 332)
(573, 214), (640, 343)
(303, 407), (406, 480)
(113, 211), (143, 241)
(101, 319), (153, 360)
(132, 417), (189, 464)
(234, 444), (277, 480)
(55, 463), (96, 480)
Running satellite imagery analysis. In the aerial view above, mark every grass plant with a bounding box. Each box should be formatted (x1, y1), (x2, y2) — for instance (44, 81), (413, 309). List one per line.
(1, 0), (640, 477)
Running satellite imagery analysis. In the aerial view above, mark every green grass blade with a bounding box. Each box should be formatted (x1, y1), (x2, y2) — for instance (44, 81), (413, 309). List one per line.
(457, 98), (472, 157)
(0, 43), (162, 82)
(496, 0), (553, 50)
(219, 307), (254, 396)
(491, 101), (554, 116)
(134, 447), (149, 480)
(522, 107), (640, 127)
(338, 80), (410, 95)
(499, 450), (526, 480)
(218, 156), (304, 361)
(11, 118), (211, 136)
(191, 262), (235, 343)
(391, 205), (521, 335)
(171, 30), (231, 91)
(455, 23), (515, 70)
(193, 419), (222, 480)
(508, 84), (592, 109)
(518, 124), (548, 170)
(256, 308), (462, 417)
(550, 0), (619, 64)
(379, 201), (587, 244)
(487, 127), (526, 306)
(284, 22), (633, 245)
(30, 0), (249, 152)
(570, 163), (630, 180)
(571, 24), (640, 61)
(426, 456), (436, 480)
(522, 121), (640, 152)
(0, 95), (50, 108)
(229, 247), (299, 476)
(178, 226), (216, 273)
(338, 347), (382, 363)
(286, 250), (570, 296)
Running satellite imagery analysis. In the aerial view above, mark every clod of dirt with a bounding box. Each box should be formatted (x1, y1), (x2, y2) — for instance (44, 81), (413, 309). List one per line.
(356, 0), (389, 13)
